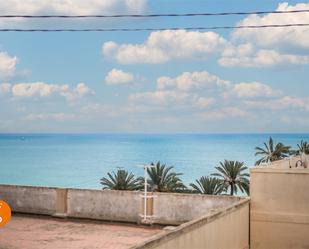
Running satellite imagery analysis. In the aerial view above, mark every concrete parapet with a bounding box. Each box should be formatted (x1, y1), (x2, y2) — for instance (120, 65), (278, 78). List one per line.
(0, 185), (57, 215)
(250, 165), (309, 249)
(133, 199), (250, 249)
(67, 188), (140, 222)
(0, 184), (245, 226)
(154, 192), (242, 225)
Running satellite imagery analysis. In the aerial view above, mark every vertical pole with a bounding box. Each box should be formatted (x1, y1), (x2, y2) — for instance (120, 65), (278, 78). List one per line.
(144, 165), (147, 221)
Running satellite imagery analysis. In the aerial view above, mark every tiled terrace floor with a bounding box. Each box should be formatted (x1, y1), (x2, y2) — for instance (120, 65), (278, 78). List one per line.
(0, 214), (162, 249)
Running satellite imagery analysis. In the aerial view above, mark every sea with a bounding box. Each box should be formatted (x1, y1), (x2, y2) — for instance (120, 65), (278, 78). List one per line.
(0, 133), (308, 189)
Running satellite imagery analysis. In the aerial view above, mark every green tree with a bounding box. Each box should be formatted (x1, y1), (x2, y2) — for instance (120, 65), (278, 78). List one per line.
(190, 176), (225, 195)
(255, 137), (291, 165)
(296, 140), (309, 155)
(100, 169), (141, 190)
(212, 160), (249, 196)
(147, 162), (186, 192)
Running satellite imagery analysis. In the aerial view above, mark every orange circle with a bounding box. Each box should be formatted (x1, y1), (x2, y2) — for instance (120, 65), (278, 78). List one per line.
(0, 200), (11, 228)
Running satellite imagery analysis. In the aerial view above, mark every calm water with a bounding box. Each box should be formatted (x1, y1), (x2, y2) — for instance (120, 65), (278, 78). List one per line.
(0, 133), (308, 189)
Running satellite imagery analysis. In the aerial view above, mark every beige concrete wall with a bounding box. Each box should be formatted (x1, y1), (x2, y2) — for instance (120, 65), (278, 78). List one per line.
(154, 192), (242, 225)
(141, 193), (154, 216)
(266, 156), (301, 169)
(55, 188), (68, 215)
(0, 184), (57, 215)
(250, 167), (309, 249)
(133, 199), (250, 249)
(67, 190), (243, 225)
(67, 189), (141, 222)
(0, 184), (246, 225)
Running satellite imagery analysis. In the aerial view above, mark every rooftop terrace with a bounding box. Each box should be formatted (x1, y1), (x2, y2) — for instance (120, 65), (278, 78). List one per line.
(1, 155), (309, 248)
(0, 214), (162, 249)
(0, 184), (249, 249)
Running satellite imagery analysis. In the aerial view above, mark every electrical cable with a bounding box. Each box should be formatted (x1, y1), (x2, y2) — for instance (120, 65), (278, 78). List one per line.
(1, 9), (309, 18)
(0, 23), (308, 32)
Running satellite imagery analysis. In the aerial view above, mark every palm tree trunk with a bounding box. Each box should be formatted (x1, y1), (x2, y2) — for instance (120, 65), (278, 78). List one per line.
(230, 184), (234, 196)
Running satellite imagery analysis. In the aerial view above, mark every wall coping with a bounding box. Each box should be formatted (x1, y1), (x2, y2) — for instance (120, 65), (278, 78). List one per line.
(250, 168), (309, 174)
(0, 184), (60, 191)
(0, 184), (245, 201)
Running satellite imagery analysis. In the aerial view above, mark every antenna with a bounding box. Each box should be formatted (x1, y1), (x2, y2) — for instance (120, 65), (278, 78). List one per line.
(138, 164), (156, 224)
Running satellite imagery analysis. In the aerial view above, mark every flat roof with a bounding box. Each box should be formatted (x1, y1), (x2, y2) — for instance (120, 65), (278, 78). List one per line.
(0, 214), (162, 249)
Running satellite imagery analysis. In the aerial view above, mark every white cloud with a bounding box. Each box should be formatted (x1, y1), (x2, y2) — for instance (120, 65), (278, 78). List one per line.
(0, 83), (11, 94)
(277, 96), (309, 110)
(226, 82), (281, 98)
(80, 103), (105, 114)
(60, 83), (94, 102)
(123, 0), (147, 12)
(198, 107), (249, 121)
(102, 42), (119, 57)
(157, 71), (231, 91)
(127, 70), (285, 117)
(129, 90), (216, 110)
(126, 68), (302, 129)
(9, 82), (93, 102)
(0, 0), (147, 16)
(218, 3), (309, 68)
(0, 0), (148, 28)
(129, 90), (190, 106)
(75, 83), (91, 96)
(219, 45), (309, 67)
(232, 3), (309, 50)
(0, 52), (18, 79)
(245, 96), (309, 111)
(105, 69), (134, 85)
(12, 82), (67, 97)
(102, 30), (226, 64)
(221, 43), (254, 58)
(23, 113), (76, 121)
(101, 4), (309, 68)
(129, 70), (230, 108)
(194, 97), (215, 109)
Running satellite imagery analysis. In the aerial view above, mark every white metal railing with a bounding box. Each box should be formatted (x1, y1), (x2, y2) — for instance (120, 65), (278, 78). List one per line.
(139, 164), (156, 224)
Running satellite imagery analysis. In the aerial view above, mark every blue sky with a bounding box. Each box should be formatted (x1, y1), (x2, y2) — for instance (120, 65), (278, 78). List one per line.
(0, 0), (309, 133)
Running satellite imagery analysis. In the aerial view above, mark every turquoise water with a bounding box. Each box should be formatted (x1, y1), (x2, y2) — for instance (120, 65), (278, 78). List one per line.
(0, 133), (308, 189)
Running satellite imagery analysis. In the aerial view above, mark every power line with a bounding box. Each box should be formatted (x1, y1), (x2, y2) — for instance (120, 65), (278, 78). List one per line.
(0, 23), (308, 32)
(1, 9), (309, 18)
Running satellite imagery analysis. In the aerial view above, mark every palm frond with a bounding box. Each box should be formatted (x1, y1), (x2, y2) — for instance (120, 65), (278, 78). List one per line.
(147, 161), (185, 192)
(212, 160), (250, 196)
(255, 136), (291, 165)
(190, 176), (225, 195)
(100, 169), (141, 190)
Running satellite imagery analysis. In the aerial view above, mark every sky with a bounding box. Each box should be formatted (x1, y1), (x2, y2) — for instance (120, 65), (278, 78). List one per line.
(0, 0), (309, 133)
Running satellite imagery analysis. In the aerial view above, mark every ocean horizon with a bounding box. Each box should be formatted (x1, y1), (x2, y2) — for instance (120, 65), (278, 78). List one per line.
(1, 133), (308, 189)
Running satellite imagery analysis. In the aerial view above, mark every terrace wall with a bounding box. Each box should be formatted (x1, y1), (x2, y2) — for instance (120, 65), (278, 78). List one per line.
(250, 166), (309, 249)
(0, 184), (243, 225)
(0, 185), (57, 215)
(133, 199), (250, 249)
(67, 188), (140, 222)
(154, 192), (243, 225)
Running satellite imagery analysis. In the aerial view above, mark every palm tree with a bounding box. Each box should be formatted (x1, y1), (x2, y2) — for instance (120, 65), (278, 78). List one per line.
(190, 176), (225, 195)
(212, 160), (249, 196)
(255, 137), (291, 165)
(100, 169), (141, 190)
(296, 140), (309, 155)
(147, 162), (186, 192)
